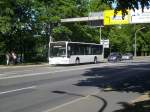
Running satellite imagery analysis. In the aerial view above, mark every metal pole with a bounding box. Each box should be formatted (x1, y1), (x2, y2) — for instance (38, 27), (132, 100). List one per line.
(100, 26), (104, 59)
(48, 24), (52, 63)
(88, 0), (91, 15)
(134, 27), (145, 57)
(134, 31), (137, 57)
(100, 26), (101, 44)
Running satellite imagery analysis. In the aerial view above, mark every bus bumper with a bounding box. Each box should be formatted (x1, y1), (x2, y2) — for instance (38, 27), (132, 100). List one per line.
(49, 57), (70, 65)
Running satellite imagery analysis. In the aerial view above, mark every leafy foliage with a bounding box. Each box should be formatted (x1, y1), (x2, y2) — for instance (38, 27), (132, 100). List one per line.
(0, 0), (150, 64)
(104, 0), (150, 18)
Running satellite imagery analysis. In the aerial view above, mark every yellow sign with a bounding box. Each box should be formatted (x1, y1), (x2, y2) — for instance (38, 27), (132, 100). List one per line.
(104, 10), (129, 25)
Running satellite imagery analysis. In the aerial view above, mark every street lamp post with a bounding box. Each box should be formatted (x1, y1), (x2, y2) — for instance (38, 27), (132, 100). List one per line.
(134, 27), (145, 57)
(100, 26), (102, 44)
(48, 24), (53, 63)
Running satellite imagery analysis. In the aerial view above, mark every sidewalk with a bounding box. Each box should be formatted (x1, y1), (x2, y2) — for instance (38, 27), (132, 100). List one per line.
(45, 91), (149, 112)
(134, 56), (150, 60)
(131, 92), (150, 103)
(44, 90), (144, 112)
(0, 62), (49, 69)
(45, 95), (103, 112)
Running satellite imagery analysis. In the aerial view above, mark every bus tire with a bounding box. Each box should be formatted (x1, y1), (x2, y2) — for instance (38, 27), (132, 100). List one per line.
(75, 58), (80, 65)
(94, 57), (97, 64)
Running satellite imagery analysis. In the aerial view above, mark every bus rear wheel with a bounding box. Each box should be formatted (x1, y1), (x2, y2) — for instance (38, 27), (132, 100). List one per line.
(94, 57), (97, 64)
(75, 58), (80, 65)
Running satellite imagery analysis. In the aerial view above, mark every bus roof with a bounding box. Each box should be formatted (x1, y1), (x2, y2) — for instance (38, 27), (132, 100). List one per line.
(50, 41), (102, 46)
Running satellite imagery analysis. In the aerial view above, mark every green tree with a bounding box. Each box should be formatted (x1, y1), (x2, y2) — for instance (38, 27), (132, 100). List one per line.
(134, 24), (150, 56)
(104, 0), (150, 17)
(108, 25), (133, 53)
(90, 0), (110, 11)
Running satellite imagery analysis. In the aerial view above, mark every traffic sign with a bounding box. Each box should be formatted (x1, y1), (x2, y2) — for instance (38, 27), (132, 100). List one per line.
(101, 39), (109, 48)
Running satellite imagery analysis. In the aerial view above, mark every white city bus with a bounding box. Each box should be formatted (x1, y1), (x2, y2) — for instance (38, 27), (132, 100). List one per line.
(49, 41), (103, 65)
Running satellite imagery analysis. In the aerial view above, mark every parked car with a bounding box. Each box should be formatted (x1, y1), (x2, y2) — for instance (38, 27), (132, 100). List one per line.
(108, 52), (122, 62)
(122, 53), (133, 60)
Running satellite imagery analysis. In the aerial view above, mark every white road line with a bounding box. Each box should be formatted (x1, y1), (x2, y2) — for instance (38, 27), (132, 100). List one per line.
(0, 74), (6, 76)
(0, 63), (124, 80)
(0, 70), (33, 77)
(0, 64), (110, 80)
(4, 70), (33, 74)
(43, 91), (100, 112)
(0, 86), (36, 95)
(43, 95), (90, 112)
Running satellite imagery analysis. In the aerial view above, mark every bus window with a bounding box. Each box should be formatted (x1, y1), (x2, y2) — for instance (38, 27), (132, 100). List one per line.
(50, 43), (66, 57)
(79, 45), (84, 55)
(92, 45), (102, 55)
(85, 46), (91, 55)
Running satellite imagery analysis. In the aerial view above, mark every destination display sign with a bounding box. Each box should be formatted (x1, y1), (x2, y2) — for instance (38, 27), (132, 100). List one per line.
(130, 8), (150, 24)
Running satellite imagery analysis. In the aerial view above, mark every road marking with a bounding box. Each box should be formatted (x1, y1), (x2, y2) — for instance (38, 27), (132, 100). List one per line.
(1, 65), (102, 79)
(4, 70), (33, 74)
(0, 86), (36, 95)
(0, 63), (123, 80)
(0, 74), (6, 76)
(0, 70), (33, 77)
(43, 95), (90, 112)
(43, 91), (100, 112)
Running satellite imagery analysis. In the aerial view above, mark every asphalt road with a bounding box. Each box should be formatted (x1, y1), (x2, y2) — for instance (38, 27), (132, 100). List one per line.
(0, 57), (150, 112)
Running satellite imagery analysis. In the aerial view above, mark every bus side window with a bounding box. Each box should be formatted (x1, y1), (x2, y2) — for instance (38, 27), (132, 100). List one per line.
(92, 45), (99, 55)
(80, 46), (84, 55)
(74, 45), (80, 55)
(85, 46), (91, 55)
(99, 46), (102, 54)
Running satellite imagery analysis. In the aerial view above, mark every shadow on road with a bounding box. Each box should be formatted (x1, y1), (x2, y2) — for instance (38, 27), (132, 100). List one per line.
(52, 90), (85, 97)
(113, 100), (150, 112)
(74, 63), (150, 111)
(75, 63), (150, 93)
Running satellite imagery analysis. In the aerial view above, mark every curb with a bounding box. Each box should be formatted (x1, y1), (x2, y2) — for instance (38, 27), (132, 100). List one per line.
(0, 63), (49, 69)
(131, 92), (150, 103)
(133, 56), (150, 59)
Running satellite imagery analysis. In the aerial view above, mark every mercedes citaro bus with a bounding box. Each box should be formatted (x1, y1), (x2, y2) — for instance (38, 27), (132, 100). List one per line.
(49, 41), (103, 65)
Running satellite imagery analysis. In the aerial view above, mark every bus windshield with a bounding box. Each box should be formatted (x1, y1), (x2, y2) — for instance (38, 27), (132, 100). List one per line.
(50, 43), (66, 57)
